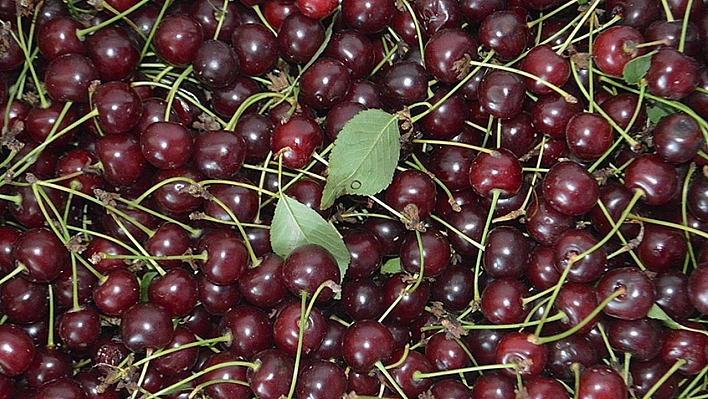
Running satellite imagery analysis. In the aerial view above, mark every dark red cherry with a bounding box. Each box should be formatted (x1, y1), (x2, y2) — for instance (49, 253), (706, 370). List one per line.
(477, 71), (525, 119)
(593, 26), (645, 76)
(521, 45), (570, 95)
(478, 10), (528, 60)
(469, 148), (523, 198)
(385, 169), (437, 221)
(483, 226), (530, 279)
(140, 121), (194, 170)
(630, 360), (679, 399)
(152, 326), (199, 376)
(400, 229), (451, 277)
(624, 154), (678, 206)
(192, 40), (239, 89)
(495, 332), (547, 379)
(282, 243), (341, 302)
(0, 325), (35, 377)
(57, 306), (102, 352)
(35, 377), (88, 399)
(480, 278), (529, 324)
(198, 230), (249, 285)
(609, 318), (664, 361)
(646, 47), (699, 100)
(278, 12), (325, 64)
(565, 112), (613, 161)
(248, 349), (294, 399)
(13, 227), (69, 283)
(219, 305), (273, 359)
(342, 320), (395, 372)
(653, 113), (703, 164)
(37, 16), (85, 60)
(0, 277), (48, 325)
(424, 28), (479, 84)
(86, 26), (139, 82)
(388, 350), (434, 397)
(147, 268), (198, 318)
(296, 360), (347, 399)
(271, 114), (323, 169)
(299, 57), (350, 110)
(660, 328), (708, 374)
(553, 229), (606, 283)
(232, 23), (278, 77)
(96, 133), (146, 187)
(578, 366), (627, 399)
(425, 332), (471, 371)
(381, 273), (431, 323)
(198, 352), (250, 399)
(92, 268), (140, 316)
(44, 54), (99, 103)
(120, 302), (174, 352)
(92, 81), (143, 135)
(340, 0), (394, 34)
(273, 301), (325, 356)
(542, 161), (600, 216)
(154, 15), (204, 66)
(597, 266), (655, 320)
(637, 224), (687, 272)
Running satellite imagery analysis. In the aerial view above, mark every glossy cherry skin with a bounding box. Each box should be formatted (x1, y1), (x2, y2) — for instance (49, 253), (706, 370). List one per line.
(478, 10), (528, 60)
(248, 349), (294, 399)
(688, 266), (708, 315)
(388, 349), (435, 397)
(197, 230), (249, 285)
(553, 229), (607, 283)
(471, 371), (515, 399)
(520, 45), (570, 95)
(553, 282), (600, 335)
(23, 346), (72, 390)
(660, 328), (708, 375)
(92, 81), (143, 135)
(37, 16), (85, 60)
(624, 154), (678, 206)
(630, 360), (679, 399)
(480, 278), (529, 324)
(120, 302), (174, 352)
(86, 26), (139, 82)
(198, 352), (250, 399)
(380, 61), (430, 108)
(646, 47), (699, 100)
(151, 326), (199, 376)
(300, 57), (350, 110)
(381, 273), (431, 323)
(495, 332), (547, 379)
(424, 28), (479, 84)
(483, 226), (530, 279)
(340, 0), (394, 34)
(606, 0), (660, 31)
(654, 270), (695, 321)
(147, 268), (198, 318)
(281, 243), (340, 302)
(420, 89), (469, 140)
(597, 266), (655, 320)
(13, 227), (69, 283)
(44, 54), (99, 103)
(565, 112), (613, 161)
(35, 377), (88, 399)
(477, 71), (526, 119)
(219, 305), (273, 359)
(196, 274), (242, 316)
(546, 335), (598, 380)
(96, 133), (146, 187)
(577, 365), (627, 399)
(0, 324), (35, 377)
(273, 301), (325, 357)
(653, 112), (703, 164)
(431, 264), (475, 312)
(543, 161), (600, 216)
(271, 114), (323, 169)
(57, 307), (102, 352)
(608, 318), (664, 361)
(154, 15), (204, 66)
(278, 12), (325, 64)
(238, 253), (289, 308)
(468, 148), (522, 198)
(193, 40), (239, 89)
(192, 129), (246, 179)
(0, 276), (48, 324)
(425, 332), (471, 371)
(231, 23), (278, 77)
(385, 169), (438, 222)
(92, 268), (140, 316)
(400, 229), (451, 277)
(593, 26), (645, 76)
(296, 360), (347, 399)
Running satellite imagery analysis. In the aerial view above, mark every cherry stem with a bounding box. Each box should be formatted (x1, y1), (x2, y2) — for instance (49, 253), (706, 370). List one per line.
(570, 62), (640, 149)
(555, 0), (601, 55)
(76, 0), (152, 37)
(70, 254), (80, 311)
(681, 164), (699, 270)
(109, 213), (165, 276)
(368, 38), (399, 77)
(11, 18), (48, 108)
(660, 0), (675, 21)
(378, 282), (413, 324)
(411, 139), (493, 154)
(131, 80), (226, 126)
(678, 363), (708, 398)
(533, 287), (626, 345)
(98, 252), (208, 263)
(522, 285), (558, 305)
(384, 344), (411, 370)
(252, 4), (277, 36)
(132, 347), (152, 399)
(375, 360), (410, 399)
(286, 292), (309, 399)
(47, 284), (55, 348)
(212, 0), (230, 40)
(399, 0), (425, 63)
(414, 363), (516, 380)
(205, 196), (260, 265)
(144, 360), (257, 398)
(420, 311), (568, 332)
(679, 0), (695, 52)
(473, 190), (501, 301)
(595, 199), (645, 270)
(627, 214), (708, 241)
(430, 214), (484, 251)
(527, 0), (577, 27)
(407, 230), (426, 293)
(572, 363), (581, 399)
(533, 254), (575, 337)
(132, 334), (232, 368)
(634, 39), (671, 49)
(116, 196), (201, 237)
(164, 65), (194, 121)
(0, 193), (20, 205)
(642, 358), (686, 399)
(140, 0), (171, 60)
(0, 265), (26, 289)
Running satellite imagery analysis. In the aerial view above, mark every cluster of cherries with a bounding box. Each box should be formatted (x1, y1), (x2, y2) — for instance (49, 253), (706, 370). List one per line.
(0, 0), (706, 397)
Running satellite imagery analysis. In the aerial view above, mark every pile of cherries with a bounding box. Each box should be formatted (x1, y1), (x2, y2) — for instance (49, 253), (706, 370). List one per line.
(0, 0), (707, 397)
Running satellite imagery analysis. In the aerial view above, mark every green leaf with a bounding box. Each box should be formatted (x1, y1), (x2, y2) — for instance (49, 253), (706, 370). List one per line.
(647, 304), (682, 330)
(270, 195), (350, 283)
(646, 102), (677, 124)
(622, 53), (653, 85)
(139, 271), (158, 303)
(321, 109), (400, 209)
(381, 257), (401, 274)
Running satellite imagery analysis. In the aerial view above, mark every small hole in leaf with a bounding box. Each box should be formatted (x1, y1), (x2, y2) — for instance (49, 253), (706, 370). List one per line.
(350, 180), (362, 189)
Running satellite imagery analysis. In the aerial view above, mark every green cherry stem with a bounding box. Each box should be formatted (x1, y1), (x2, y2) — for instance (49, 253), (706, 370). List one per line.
(46, 285), (55, 348)
(144, 361), (257, 398)
(407, 230), (425, 293)
(532, 287), (626, 345)
(681, 164), (699, 271)
(132, 334), (232, 368)
(679, 0), (695, 53)
(642, 359), (686, 399)
(660, 0), (675, 21)
(413, 363), (516, 380)
(473, 190), (501, 301)
(411, 139), (494, 154)
(208, 196), (259, 265)
(164, 65), (194, 121)
(627, 214), (708, 241)
(555, 0), (601, 55)
(375, 360), (409, 399)
(11, 18), (48, 108)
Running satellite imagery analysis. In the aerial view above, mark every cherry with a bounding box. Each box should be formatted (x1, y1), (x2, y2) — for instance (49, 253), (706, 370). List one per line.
(653, 112), (704, 164)
(525, 195), (575, 246)
(231, 23), (278, 77)
(198, 352), (250, 399)
(431, 264), (475, 312)
(37, 16), (85, 60)
(197, 230), (249, 285)
(342, 79), (383, 109)
(311, 319), (345, 360)
(152, 326), (199, 376)
(140, 121), (194, 170)
(420, 89), (469, 140)
(196, 273), (242, 316)
(593, 26), (645, 76)
(424, 28), (479, 84)
(630, 360), (679, 399)
(278, 12), (325, 64)
(296, 360), (347, 399)
(520, 45), (570, 95)
(606, 0), (660, 31)
(602, 93), (647, 133)
(637, 224), (687, 272)
(154, 15), (204, 66)
(660, 328), (708, 375)
(480, 278), (529, 324)
(543, 161), (600, 216)
(86, 26), (139, 82)
(271, 114), (323, 169)
(233, 113), (274, 162)
(565, 112), (613, 161)
(273, 301), (326, 356)
(44, 54), (99, 103)
(400, 229), (450, 277)
(646, 47), (699, 100)
(211, 76), (262, 118)
(380, 61), (430, 109)
(23, 347), (72, 389)
(496, 332), (547, 379)
(238, 253), (289, 308)
(688, 266), (708, 316)
(425, 332), (471, 371)
(469, 148), (523, 198)
(120, 302), (174, 352)
(0, 277), (48, 324)
(248, 349), (294, 399)
(471, 371), (516, 399)
(35, 377), (88, 399)
(342, 320), (394, 372)
(388, 349), (434, 397)
(526, 245), (562, 290)
(96, 133), (147, 187)
(340, 0), (394, 34)
(413, 0), (462, 36)
(341, 279), (383, 321)
(386, 170), (438, 224)
(381, 273), (431, 323)
(597, 266), (654, 320)
(553, 229), (607, 283)
(688, 173), (708, 221)
(477, 70), (526, 119)
(219, 305), (273, 359)
(92, 268), (140, 317)
(532, 92), (584, 139)
(478, 10), (528, 60)
(193, 40), (240, 89)
(608, 318), (664, 361)
(578, 365), (627, 399)
(147, 268), (198, 318)
(483, 226), (530, 279)
(13, 227), (69, 283)
(282, 243), (340, 302)
(654, 270), (695, 321)
(57, 307), (102, 352)
(554, 282), (600, 335)
(546, 335), (598, 380)
(624, 154), (678, 206)
(0, 324), (35, 377)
